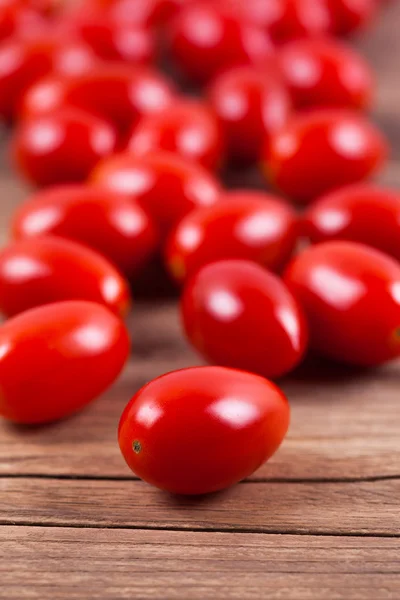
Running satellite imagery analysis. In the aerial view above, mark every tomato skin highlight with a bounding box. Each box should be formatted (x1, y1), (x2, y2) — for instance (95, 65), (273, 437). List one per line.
(12, 184), (159, 278)
(165, 190), (298, 283)
(284, 241), (400, 366)
(118, 365), (290, 495)
(181, 259), (308, 378)
(0, 235), (130, 318)
(0, 300), (130, 424)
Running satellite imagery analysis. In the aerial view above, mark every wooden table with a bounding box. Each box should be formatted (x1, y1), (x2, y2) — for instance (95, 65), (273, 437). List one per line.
(1, 4), (400, 599)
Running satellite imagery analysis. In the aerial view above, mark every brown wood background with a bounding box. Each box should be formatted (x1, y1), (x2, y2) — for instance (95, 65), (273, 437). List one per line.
(1, 3), (400, 599)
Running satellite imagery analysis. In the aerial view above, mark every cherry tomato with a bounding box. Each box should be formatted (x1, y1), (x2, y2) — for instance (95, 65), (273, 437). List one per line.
(327, 0), (376, 35)
(168, 3), (275, 85)
(12, 184), (159, 278)
(13, 107), (117, 186)
(303, 184), (400, 262)
(19, 64), (176, 137)
(118, 365), (290, 495)
(126, 98), (223, 171)
(166, 190), (298, 283)
(182, 259), (308, 378)
(284, 241), (400, 366)
(73, 0), (185, 28)
(279, 37), (373, 110)
(208, 65), (291, 164)
(0, 300), (130, 424)
(0, 36), (98, 120)
(266, 109), (387, 204)
(0, 4), (48, 42)
(91, 151), (222, 238)
(0, 235), (130, 317)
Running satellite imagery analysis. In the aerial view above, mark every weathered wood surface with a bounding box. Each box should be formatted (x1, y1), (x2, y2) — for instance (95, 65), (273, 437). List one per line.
(1, 3), (400, 599)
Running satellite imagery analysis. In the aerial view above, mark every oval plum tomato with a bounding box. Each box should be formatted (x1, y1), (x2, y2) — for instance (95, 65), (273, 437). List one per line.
(0, 235), (130, 317)
(208, 65), (291, 165)
(303, 184), (400, 262)
(118, 365), (290, 495)
(19, 64), (176, 137)
(279, 37), (373, 110)
(0, 36), (98, 120)
(12, 184), (159, 278)
(13, 107), (117, 186)
(284, 241), (400, 366)
(266, 109), (387, 204)
(126, 98), (223, 171)
(327, 0), (376, 35)
(168, 3), (275, 85)
(166, 190), (298, 283)
(91, 151), (222, 238)
(0, 300), (130, 424)
(182, 259), (308, 378)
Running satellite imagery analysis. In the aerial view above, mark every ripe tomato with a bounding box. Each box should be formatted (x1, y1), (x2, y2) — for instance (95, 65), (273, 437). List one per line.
(126, 99), (223, 171)
(0, 235), (130, 317)
(19, 64), (176, 137)
(266, 109), (387, 204)
(208, 65), (291, 164)
(279, 37), (373, 110)
(303, 184), (400, 261)
(327, 0), (376, 35)
(13, 107), (117, 186)
(91, 151), (222, 238)
(284, 241), (400, 366)
(12, 184), (159, 278)
(182, 259), (308, 378)
(0, 4), (48, 42)
(0, 300), (130, 424)
(166, 190), (298, 283)
(74, 0), (185, 28)
(118, 365), (290, 495)
(168, 3), (275, 85)
(0, 36), (98, 120)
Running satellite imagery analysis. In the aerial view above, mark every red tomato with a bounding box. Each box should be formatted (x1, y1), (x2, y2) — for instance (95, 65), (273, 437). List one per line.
(168, 3), (275, 85)
(182, 259), (308, 378)
(166, 191), (298, 283)
(0, 300), (130, 424)
(303, 184), (400, 261)
(91, 151), (222, 238)
(0, 4), (48, 42)
(0, 235), (130, 317)
(126, 99), (223, 171)
(74, 0), (185, 28)
(279, 37), (373, 110)
(13, 107), (117, 186)
(266, 109), (387, 204)
(0, 36), (98, 120)
(118, 365), (290, 495)
(208, 65), (291, 164)
(327, 0), (376, 35)
(19, 64), (176, 136)
(12, 184), (159, 278)
(284, 241), (400, 366)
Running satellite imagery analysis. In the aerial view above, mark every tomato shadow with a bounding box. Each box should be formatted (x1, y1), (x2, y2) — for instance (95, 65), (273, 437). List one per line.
(165, 486), (233, 508)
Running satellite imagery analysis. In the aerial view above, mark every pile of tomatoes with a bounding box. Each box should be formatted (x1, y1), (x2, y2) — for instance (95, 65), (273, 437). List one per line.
(0, 0), (397, 496)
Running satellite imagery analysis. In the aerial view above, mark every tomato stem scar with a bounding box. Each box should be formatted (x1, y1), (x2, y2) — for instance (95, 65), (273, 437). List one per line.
(132, 440), (142, 454)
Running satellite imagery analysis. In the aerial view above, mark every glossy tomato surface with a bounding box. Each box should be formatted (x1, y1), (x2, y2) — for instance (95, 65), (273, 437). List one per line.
(182, 259), (308, 378)
(0, 300), (130, 424)
(0, 235), (130, 317)
(12, 184), (158, 277)
(13, 107), (117, 186)
(266, 109), (387, 204)
(279, 37), (373, 109)
(91, 151), (222, 237)
(168, 3), (275, 84)
(126, 99), (223, 170)
(166, 190), (298, 283)
(303, 184), (400, 261)
(118, 365), (290, 495)
(208, 65), (291, 164)
(327, 0), (376, 35)
(284, 241), (400, 365)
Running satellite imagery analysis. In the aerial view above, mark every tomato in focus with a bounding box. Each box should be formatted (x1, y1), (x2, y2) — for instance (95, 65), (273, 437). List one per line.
(0, 300), (130, 424)
(118, 365), (290, 495)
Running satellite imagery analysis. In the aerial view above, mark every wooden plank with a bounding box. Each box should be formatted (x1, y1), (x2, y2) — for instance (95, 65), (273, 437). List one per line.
(1, 526), (399, 600)
(1, 477), (399, 536)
